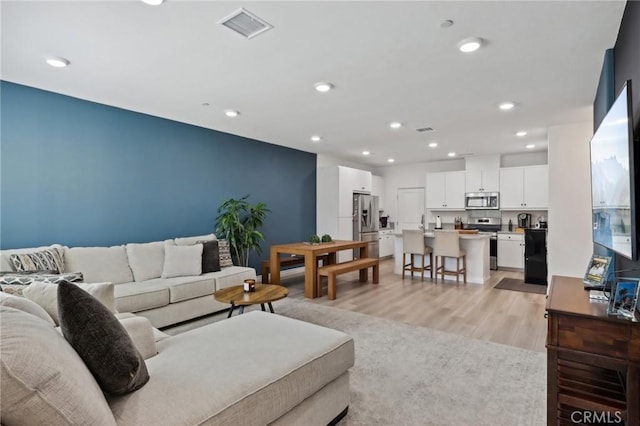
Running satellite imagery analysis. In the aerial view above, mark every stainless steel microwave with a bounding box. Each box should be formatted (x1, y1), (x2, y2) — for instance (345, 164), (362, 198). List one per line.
(465, 192), (499, 210)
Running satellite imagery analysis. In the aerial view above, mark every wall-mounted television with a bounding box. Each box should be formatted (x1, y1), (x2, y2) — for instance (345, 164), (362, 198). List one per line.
(590, 80), (637, 259)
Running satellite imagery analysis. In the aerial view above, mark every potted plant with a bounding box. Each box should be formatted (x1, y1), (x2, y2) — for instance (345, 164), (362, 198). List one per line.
(215, 195), (270, 267)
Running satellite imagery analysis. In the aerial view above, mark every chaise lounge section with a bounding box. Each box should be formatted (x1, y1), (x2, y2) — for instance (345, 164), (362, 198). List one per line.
(1, 293), (355, 425)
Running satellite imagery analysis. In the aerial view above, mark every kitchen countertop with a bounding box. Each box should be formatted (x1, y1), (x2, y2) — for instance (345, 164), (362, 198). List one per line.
(392, 231), (490, 239)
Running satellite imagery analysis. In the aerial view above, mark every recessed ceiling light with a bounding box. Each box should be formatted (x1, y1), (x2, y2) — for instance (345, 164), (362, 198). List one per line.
(516, 131), (527, 137)
(45, 56), (70, 68)
(387, 158), (395, 163)
(440, 19), (454, 28)
(311, 135), (322, 142)
(428, 142), (438, 148)
(362, 151), (370, 156)
(389, 122), (402, 129)
(447, 152), (456, 157)
(499, 102), (516, 111)
(526, 144), (535, 149)
(457, 37), (484, 53)
(314, 82), (334, 92)
(224, 109), (239, 117)
(141, 0), (164, 5)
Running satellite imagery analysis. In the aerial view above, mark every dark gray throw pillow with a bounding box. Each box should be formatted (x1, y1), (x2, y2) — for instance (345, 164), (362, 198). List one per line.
(200, 240), (221, 273)
(57, 280), (149, 395)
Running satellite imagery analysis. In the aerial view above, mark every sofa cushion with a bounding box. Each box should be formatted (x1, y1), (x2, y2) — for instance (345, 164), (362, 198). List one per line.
(0, 306), (117, 426)
(9, 247), (65, 273)
(114, 281), (170, 313)
(143, 274), (216, 303)
(126, 241), (166, 282)
(0, 291), (55, 325)
(58, 281), (150, 396)
(200, 240), (221, 273)
(64, 245), (134, 284)
(174, 233), (216, 246)
(218, 239), (234, 268)
(107, 311), (354, 426)
(23, 281), (115, 326)
(161, 243), (203, 278)
(0, 244), (65, 272)
(213, 266), (257, 290)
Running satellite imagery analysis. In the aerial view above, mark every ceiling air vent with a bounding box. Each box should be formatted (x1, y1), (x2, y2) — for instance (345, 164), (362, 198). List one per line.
(218, 8), (273, 39)
(416, 127), (434, 133)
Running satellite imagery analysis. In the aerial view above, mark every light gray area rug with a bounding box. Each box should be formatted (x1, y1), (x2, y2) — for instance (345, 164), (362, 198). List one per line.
(164, 298), (546, 426)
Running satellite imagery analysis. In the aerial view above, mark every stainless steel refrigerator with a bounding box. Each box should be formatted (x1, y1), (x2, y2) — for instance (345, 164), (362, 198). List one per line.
(353, 193), (379, 258)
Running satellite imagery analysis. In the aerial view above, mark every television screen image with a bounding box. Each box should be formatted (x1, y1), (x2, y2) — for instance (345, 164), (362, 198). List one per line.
(590, 80), (637, 259)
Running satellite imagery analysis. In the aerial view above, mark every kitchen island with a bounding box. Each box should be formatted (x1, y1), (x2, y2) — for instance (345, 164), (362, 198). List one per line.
(393, 231), (491, 284)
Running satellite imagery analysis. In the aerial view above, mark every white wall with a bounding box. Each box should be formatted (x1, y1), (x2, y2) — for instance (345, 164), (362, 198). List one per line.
(501, 151), (548, 167)
(375, 159), (465, 225)
(317, 154), (373, 171)
(547, 122), (593, 279)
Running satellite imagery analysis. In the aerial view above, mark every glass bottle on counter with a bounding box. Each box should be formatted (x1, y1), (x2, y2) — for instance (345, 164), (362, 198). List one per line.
(508, 219), (513, 232)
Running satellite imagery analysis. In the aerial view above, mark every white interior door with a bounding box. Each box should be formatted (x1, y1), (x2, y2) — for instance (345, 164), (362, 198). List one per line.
(397, 187), (425, 231)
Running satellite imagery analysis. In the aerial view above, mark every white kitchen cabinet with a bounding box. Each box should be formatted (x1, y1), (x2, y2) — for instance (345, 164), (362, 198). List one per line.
(497, 233), (524, 269)
(425, 171), (465, 210)
(372, 175), (385, 210)
(499, 165), (548, 210)
(465, 169), (499, 193)
(344, 167), (372, 193)
(379, 229), (394, 257)
(333, 166), (372, 216)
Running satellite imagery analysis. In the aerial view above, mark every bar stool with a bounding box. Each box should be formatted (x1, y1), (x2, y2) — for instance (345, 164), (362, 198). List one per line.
(433, 230), (467, 285)
(402, 229), (433, 281)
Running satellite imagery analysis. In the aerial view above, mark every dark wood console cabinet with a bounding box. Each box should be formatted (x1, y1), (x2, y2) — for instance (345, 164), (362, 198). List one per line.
(546, 276), (640, 426)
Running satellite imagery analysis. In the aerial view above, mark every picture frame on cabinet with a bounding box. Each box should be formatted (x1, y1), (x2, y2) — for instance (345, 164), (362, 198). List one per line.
(583, 254), (612, 289)
(607, 278), (640, 320)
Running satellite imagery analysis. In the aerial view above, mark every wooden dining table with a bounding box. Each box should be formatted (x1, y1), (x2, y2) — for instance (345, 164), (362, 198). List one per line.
(269, 240), (368, 298)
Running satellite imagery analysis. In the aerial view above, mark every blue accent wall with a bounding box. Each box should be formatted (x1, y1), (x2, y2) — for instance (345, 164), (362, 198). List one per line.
(0, 81), (316, 269)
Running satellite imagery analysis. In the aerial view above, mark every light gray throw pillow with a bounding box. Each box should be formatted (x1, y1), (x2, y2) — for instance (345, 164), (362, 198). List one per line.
(161, 243), (203, 278)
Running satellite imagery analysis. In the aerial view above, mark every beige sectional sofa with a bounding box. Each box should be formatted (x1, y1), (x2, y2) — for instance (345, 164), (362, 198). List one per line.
(0, 234), (256, 328)
(1, 294), (355, 425)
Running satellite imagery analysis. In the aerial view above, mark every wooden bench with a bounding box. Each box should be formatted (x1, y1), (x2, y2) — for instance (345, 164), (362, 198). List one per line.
(317, 258), (379, 300)
(261, 255), (329, 284)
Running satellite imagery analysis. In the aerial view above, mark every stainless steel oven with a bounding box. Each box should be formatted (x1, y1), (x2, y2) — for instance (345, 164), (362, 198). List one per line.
(467, 217), (501, 270)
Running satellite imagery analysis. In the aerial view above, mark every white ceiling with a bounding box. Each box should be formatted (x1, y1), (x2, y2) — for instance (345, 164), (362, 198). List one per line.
(0, 1), (627, 166)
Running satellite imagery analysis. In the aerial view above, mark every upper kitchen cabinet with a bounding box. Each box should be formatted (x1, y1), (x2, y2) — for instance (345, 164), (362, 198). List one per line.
(465, 169), (500, 193)
(499, 165), (548, 210)
(425, 171), (465, 210)
(317, 166), (373, 226)
(343, 167), (372, 193)
(372, 175), (385, 210)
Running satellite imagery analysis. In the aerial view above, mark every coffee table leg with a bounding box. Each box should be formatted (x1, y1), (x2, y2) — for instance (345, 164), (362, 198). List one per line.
(227, 302), (235, 318)
(239, 305), (245, 315)
(261, 303), (266, 311)
(268, 302), (274, 313)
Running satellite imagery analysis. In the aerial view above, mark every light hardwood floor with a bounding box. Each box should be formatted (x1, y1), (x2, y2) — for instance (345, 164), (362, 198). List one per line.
(278, 258), (548, 352)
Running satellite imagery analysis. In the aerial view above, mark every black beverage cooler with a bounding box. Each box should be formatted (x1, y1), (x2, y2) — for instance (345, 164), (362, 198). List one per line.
(524, 229), (548, 285)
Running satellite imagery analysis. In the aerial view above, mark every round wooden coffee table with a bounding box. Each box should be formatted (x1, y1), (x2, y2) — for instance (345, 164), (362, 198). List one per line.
(214, 284), (288, 318)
